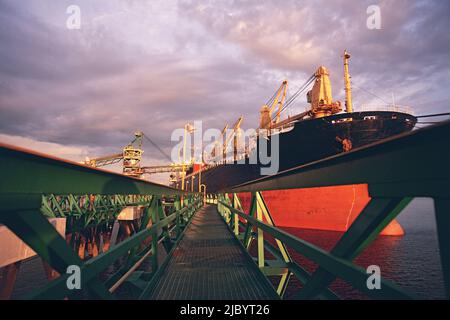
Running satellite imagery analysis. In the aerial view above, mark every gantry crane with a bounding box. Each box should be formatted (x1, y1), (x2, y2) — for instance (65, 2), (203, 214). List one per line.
(85, 131), (190, 178)
(84, 131), (143, 177)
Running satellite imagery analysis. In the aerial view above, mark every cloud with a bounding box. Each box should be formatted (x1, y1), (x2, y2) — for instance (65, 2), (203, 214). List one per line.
(0, 133), (94, 160)
(183, 1), (450, 101)
(1, 0), (449, 181)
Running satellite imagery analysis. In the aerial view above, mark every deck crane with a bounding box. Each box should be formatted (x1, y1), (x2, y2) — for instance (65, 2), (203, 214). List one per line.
(259, 80), (288, 129)
(223, 116), (243, 163)
(260, 74), (324, 131)
(209, 117), (243, 163)
(211, 124), (228, 161)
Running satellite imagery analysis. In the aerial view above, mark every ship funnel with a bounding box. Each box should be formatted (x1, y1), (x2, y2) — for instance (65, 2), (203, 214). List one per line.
(343, 50), (353, 113)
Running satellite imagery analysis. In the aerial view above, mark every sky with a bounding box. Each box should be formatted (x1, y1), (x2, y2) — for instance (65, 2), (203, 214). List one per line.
(1, 0), (449, 183)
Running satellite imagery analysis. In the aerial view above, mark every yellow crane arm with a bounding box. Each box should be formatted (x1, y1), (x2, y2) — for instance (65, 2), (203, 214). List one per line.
(140, 164), (191, 175)
(211, 124), (228, 158)
(260, 80), (289, 129)
(273, 80), (288, 124)
(84, 153), (123, 167)
(224, 116), (243, 152)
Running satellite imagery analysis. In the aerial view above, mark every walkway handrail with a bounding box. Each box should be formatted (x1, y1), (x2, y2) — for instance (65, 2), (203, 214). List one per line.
(27, 198), (202, 299)
(218, 198), (414, 299)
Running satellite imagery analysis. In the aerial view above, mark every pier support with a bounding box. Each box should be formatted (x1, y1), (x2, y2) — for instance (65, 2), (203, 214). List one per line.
(434, 198), (450, 298)
(0, 262), (21, 300)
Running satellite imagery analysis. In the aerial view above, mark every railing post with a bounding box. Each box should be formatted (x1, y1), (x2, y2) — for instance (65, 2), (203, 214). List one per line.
(200, 185), (206, 205)
(224, 193), (230, 224)
(243, 192), (256, 249)
(232, 193), (239, 236)
(150, 197), (159, 272)
(256, 192), (265, 268)
(256, 191), (293, 297)
(175, 208), (181, 238)
(434, 198), (450, 298)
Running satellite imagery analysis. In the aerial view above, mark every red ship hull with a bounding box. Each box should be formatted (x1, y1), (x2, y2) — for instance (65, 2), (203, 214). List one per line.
(236, 184), (404, 236)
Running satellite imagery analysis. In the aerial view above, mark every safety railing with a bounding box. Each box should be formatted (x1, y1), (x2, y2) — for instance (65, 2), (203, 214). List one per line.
(358, 104), (414, 115)
(28, 194), (202, 300)
(215, 119), (450, 300)
(0, 142), (203, 299)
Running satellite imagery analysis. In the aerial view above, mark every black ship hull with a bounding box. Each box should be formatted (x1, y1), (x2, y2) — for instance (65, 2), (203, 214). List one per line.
(178, 111), (416, 193)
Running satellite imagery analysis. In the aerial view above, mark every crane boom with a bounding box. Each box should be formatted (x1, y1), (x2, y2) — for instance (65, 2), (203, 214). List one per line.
(270, 80), (288, 124)
(260, 80), (289, 129)
(84, 131), (144, 177)
(84, 153), (123, 167)
(140, 164), (192, 175)
(224, 116), (243, 150)
(211, 124), (228, 158)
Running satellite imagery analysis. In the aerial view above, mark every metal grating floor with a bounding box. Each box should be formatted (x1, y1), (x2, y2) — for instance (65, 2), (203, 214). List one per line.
(148, 205), (278, 300)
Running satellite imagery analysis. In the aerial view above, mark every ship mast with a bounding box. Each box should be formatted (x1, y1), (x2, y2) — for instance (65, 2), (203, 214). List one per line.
(343, 50), (353, 113)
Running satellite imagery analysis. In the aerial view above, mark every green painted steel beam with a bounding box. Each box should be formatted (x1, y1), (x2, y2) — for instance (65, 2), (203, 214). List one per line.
(0, 143), (195, 208)
(263, 238), (339, 300)
(232, 207), (339, 299)
(333, 197), (412, 259)
(234, 218), (339, 299)
(0, 210), (82, 274)
(433, 198), (450, 298)
(40, 194), (153, 232)
(0, 209), (114, 299)
(260, 266), (288, 276)
(229, 120), (450, 198)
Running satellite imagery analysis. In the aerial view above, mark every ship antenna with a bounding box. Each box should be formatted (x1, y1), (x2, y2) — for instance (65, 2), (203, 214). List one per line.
(343, 50), (353, 113)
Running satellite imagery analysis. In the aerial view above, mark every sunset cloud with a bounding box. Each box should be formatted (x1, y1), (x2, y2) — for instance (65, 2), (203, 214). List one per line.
(1, 0), (449, 182)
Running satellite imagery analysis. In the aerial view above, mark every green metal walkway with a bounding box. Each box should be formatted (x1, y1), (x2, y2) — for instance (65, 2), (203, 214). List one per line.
(148, 205), (278, 300)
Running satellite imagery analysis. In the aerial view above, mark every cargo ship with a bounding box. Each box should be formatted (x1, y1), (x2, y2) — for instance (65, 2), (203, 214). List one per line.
(174, 51), (417, 235)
